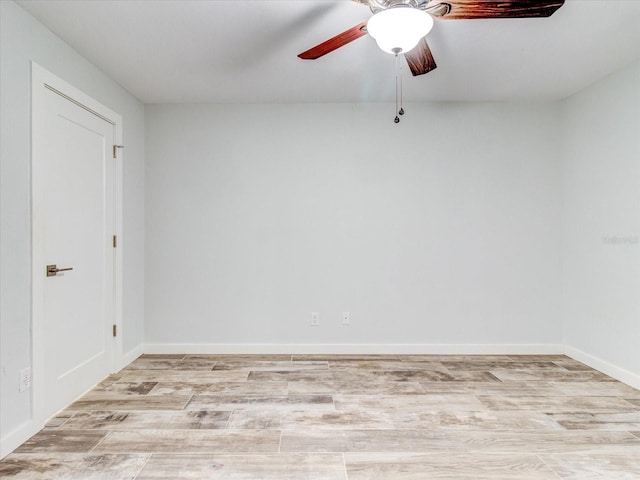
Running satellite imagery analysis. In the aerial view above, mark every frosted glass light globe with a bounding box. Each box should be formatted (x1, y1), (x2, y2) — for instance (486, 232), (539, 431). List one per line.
(367, 7), (434, 54)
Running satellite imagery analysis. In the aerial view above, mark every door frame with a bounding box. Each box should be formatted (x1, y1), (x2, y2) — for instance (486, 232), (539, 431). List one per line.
(30, 62), (123, 427)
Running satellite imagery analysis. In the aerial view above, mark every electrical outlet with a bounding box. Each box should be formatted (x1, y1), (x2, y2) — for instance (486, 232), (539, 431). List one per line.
(342, 311), (351, 325)
(311, 312), (320, 326)
(19, 368), (31, 392)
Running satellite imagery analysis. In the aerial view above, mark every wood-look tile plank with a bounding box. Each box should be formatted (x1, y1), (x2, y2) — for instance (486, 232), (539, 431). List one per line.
(452, 430), (640, 454)
(327, 360), (447, 371)
(548, 412), (640, 431)
(391, 410), (565, 431)
(507, 355), (569, 362)
(249, 369), (499, 383)
(120, 369), (249, 383)
(280, 430), (456, 453)
(186, 354), (293, 361)
(0, 453), (81, 478)
(90, 381), (158, 396)
(124, 357), (217, 370)
(76, 453), (150, 479)
(312, 430), (638, 457)
(540, 453), (640, 479)
(435, 380), (638, 398)
(136, 453), (347, 479)
(369, 370), (501, 382)
(226, 409), (283, 429)
(334, 394), (485, 413)
(478, 395), (639, 413)
(68, 394), (191, 411)
(287, 380), (425, 395)
(281, 410), (395, 430)
(442, 360), (563, 371)
(528, 382), (640, 398)
(44, 411), (74, 428)
(56, 410), (231, 430)
(400, 355), (522, 363)
(98, 372), (128, 383)
(214, 361), (328, 371)
(15, 431), (107, 453)
(280, 431), (349, 452)
(140, 354), (186, 359)
(345, 453), (558, 479)
(549, 358), (594, 371)
(292, 354), (401, 361)
(247, 371), (367, 382)
(418, 381), (538, 395)
(186, 394), (334, 412)
(148, 380), (289, 396)
(492, 369), (617, 382)
(93, 430), (281, 453)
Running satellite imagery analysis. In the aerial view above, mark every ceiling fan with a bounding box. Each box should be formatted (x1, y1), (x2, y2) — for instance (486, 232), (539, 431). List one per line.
(298, 0), (566, 77)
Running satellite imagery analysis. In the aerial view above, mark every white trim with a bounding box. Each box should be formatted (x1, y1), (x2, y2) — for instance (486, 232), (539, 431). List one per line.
(143, 343), (565, 355)
(121, 344), (144, 369)
(564, 345), (640, 390)
(0, 420), (40, 459)
(113, 117), (124, 371)
(30, 62), (124, 428)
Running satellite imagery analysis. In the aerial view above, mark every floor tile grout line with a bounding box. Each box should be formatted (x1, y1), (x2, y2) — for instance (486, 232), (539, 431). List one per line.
(131, 453), (152, 480)
(342, 452), (349, 480)
(86, 430), (112, 455)
(182, 394), (194, 411)
(536, 454), (565, 480)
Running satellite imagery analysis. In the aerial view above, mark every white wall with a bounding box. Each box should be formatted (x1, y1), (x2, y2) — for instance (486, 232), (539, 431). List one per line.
(145, 102), (563, 351)
(561, 60), (640, 385)
(0, 0), (145, 455)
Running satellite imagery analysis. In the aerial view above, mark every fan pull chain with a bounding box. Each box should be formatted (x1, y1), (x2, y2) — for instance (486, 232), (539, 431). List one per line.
(399, 59), (405, 117)
(394, 52), (400, 123)
(393, 51), (405, 124)
(394, 74), (400, 124)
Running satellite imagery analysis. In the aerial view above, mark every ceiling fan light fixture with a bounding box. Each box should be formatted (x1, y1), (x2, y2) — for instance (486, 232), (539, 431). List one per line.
(367, 6), (433, 55)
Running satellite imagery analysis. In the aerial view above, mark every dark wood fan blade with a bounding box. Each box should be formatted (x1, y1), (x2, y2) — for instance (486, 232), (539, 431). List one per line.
(298, 22), (368, 59)
(435, 0), (564, 19)
(404, 37), (437, 76)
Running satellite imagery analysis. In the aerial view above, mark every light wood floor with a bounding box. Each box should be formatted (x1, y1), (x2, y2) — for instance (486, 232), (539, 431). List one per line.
(2, 354), (640, 479)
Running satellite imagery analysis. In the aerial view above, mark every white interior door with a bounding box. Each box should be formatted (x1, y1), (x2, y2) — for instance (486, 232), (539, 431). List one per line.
(32, 65), (120, 422)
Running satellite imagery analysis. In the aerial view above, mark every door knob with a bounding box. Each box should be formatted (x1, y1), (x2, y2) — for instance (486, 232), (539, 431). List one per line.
(46, 264), (74, 277)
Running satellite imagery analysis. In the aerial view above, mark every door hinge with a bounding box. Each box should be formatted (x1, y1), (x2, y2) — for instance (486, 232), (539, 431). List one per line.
(112, 145), (124, 159)
(112, 235), (117, 248)
(113, 324), (117, 337)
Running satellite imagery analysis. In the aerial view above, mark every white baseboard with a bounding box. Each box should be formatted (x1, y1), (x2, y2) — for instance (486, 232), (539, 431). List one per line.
(564, 345), (640, 390)
(120, 344), (144, 370)
(143, 343), (564, 355)
(0, 420), (41, 459)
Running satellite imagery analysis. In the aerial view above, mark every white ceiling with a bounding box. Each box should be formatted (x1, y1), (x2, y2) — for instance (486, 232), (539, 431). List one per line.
(17, 0), (640, 104)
